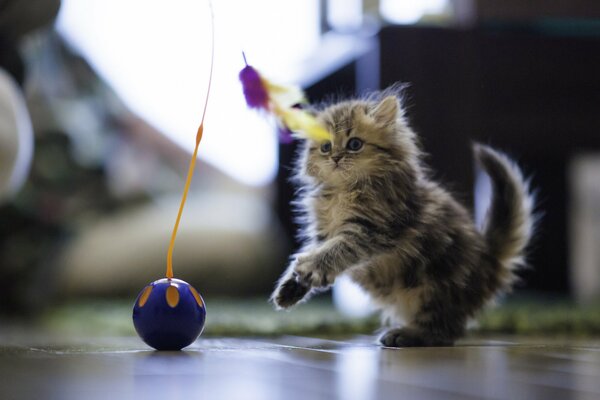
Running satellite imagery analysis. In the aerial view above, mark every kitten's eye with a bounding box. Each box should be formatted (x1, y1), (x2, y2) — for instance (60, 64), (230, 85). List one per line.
(346, 138), (363, 151)
(320, 141), (332, 154)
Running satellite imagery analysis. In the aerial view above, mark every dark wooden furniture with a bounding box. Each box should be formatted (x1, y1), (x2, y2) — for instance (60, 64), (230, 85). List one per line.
(378, 25), (600, 293)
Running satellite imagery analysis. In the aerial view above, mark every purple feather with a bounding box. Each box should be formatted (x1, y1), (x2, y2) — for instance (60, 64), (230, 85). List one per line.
(239, 65), (268, 109)
(278, 126), (294, 144)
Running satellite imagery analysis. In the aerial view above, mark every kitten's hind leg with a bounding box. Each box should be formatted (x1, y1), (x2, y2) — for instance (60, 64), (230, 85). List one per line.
(380, 327), (427, 347)
(379, 327), (455, 347)
(380, 306), (466, 347)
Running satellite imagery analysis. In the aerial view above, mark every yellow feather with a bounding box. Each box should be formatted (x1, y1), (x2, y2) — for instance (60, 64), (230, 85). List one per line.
(278, 107), (331, 142)
(256, 70), (331, 142)
(263, 79), (306, 107)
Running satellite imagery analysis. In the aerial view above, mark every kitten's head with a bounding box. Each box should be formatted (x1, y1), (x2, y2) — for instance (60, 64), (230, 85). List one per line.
(297, 91), (420, 187)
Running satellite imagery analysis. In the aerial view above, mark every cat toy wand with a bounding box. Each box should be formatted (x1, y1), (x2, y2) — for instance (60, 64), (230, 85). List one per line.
(132, 2), (214, 351)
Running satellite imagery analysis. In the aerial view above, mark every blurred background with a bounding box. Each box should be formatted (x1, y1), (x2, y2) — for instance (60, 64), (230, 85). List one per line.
(1, 0), (599, 337)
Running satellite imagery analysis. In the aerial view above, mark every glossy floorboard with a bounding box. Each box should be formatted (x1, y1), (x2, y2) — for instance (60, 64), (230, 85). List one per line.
(1, 335), (599, 400)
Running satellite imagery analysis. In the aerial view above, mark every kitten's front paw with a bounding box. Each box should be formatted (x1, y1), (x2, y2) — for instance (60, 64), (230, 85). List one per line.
(294, 255), (334, 288)
(271, 276), (310, 309)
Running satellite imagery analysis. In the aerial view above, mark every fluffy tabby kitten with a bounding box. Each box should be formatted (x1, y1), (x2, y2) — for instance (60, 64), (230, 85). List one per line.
(271, 89), (536, 347)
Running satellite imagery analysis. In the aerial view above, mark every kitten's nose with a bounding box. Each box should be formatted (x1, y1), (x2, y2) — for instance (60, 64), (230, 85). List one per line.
(332, 155), (343, 164)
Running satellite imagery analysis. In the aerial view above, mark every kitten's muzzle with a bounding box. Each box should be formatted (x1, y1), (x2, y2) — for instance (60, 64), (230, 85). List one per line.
(331, 155), (343, 164)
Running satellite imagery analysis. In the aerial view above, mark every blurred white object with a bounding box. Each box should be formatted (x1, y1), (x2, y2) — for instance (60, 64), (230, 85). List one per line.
(58, 191), (286, 296)
(333, 274), (374, 318)
(474, 166), (492, 230)
(569, 154), (600, 303)
(0, 68), (33, 203)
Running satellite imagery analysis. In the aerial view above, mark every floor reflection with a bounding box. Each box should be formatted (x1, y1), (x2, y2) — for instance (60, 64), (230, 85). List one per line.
(336, 347), (379, 400)
(2, 337), (599, 399)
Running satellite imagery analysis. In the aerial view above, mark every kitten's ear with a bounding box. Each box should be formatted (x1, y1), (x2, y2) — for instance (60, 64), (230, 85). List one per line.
(372, 96), (399, 126)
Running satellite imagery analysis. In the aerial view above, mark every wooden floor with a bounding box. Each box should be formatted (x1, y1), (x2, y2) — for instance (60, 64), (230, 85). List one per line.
(1, 334), (599, 399)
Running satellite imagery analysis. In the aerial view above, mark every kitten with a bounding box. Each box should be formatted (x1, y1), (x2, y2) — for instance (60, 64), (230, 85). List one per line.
(271, 88), (536, 347)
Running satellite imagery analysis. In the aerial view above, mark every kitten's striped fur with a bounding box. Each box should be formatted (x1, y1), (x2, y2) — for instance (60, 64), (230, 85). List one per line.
(271, 89), (536, 347)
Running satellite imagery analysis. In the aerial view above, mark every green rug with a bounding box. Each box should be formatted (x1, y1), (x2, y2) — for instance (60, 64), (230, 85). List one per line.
(35, 296), (600, 338)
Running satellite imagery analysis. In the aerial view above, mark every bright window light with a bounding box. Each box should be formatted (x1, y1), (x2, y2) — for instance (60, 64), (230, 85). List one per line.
(380, 0), (448, 24)
(327, 0), (363, 32)
(56, 0), (320, 186)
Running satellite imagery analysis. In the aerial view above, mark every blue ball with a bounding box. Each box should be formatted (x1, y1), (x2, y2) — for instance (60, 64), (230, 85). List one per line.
(132, 278), (206, 350)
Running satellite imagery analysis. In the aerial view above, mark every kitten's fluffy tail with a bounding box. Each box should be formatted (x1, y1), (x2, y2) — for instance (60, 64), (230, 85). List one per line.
(473, 144), (536, 277)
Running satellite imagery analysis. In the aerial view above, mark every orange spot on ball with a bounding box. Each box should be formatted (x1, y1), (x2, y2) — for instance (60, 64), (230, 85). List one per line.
(190, 286), (204, 307)
(166, 285), (180, 308)
(138, 286), (153, 307)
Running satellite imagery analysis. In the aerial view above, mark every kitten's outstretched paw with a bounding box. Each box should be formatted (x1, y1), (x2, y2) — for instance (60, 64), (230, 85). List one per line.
(271, 277), (310, 309)
(294, 256), (333, 288)
(379, 328), (453, 347)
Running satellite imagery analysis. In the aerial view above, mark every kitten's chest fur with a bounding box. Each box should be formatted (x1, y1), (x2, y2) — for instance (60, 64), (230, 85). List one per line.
(312, 189), (358, 238)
